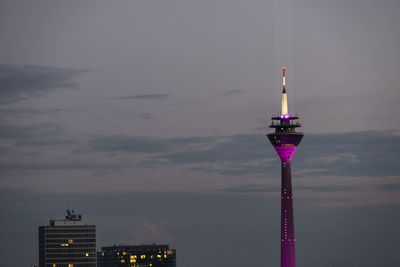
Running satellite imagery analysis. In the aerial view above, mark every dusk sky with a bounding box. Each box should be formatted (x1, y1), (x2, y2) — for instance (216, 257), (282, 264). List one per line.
(1, 0), (400, 266)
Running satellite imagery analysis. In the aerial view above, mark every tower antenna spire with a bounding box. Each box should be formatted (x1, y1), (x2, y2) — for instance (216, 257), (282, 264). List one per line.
(282, 66), (286, 93)
(282, 66), (288, 116)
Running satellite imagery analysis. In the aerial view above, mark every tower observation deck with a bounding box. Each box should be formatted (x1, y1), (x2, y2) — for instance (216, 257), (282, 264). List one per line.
(267, 67), (303, 267)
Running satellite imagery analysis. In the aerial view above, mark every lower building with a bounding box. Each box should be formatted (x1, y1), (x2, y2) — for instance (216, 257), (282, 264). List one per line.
(39, 210), (96, 267)
(98, 245), (176, 267)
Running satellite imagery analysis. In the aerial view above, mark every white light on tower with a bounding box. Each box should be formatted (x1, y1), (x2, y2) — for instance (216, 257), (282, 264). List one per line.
(282, 66), (288, 116)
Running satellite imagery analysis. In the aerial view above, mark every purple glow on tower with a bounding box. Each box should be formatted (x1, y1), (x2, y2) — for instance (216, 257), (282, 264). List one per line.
(274, 146), (297, 163)
(267, 67), (303, 267)
(279, 160), (297, 267)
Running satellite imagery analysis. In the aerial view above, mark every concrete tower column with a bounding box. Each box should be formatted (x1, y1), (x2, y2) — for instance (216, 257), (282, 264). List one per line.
(267, 67), (303, 267)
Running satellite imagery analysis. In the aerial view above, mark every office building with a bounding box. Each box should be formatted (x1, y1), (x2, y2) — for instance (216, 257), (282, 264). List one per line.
(98, 244), (176, 267)
(39, 210), (96, 267)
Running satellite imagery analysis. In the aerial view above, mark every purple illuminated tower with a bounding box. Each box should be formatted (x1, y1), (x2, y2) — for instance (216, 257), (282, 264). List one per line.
(267, 67), (303, 267)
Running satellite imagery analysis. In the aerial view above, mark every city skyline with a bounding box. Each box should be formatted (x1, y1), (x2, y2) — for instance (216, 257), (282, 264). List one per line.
(38, 210), (176, 267)
(1, 0), (400, 266)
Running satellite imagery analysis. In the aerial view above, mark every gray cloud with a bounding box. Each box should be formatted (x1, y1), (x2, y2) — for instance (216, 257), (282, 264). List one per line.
(0, 123), (61, 139)
(87, 135), (216, 154)
(153, 134), (273, 164)
(4, 130), (398, 179)
(377, 184), (400, 192)
(87, 136), (171, 153)
(139, 113), (155, 120)
(4, 129), (396, 177)
(86, 133), (277, 177)
(222, 89), (243, 95)
(150, 131), (400, 177)
(0, 65), (85, 105)
(85, 131), (400, 178)
(296, 131), (400, 177)
(0, 161), (123, 173)
(219, 184), (361, 194)
(296, 185), (361, 192)
(0, 107), (63, 118)
(112, 94), (170, 100)
(0, 122), (73, 147)
(219, 184), (280, 193)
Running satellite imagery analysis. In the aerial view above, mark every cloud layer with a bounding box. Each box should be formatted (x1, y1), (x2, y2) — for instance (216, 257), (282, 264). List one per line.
(112, 94), (171, 100)
(0, 65), (85, 105)
(84, 131), (400, 178)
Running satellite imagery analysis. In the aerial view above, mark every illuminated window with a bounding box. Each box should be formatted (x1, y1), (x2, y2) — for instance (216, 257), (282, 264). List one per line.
(130, 259), (136, 263)
(123, 252), (127, 255)
(157, 254), (162, 258)
(164, 254), (167, 258)
(53, 265), (56, 267)
(68, 264), (73, 267)
(68, 239), (74, 244)
(141, 255), (146, 259)
(121, 259), (125, 263)
(85, 253), (89, 257)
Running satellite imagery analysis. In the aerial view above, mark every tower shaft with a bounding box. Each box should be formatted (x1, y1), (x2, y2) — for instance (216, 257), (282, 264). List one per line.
(281, 161), (296, 267)
(268, 131), (302, 267)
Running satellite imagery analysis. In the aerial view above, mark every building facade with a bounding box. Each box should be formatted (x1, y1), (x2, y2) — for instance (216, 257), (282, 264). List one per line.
(39, 210), (96, 267)
(98, 245), (176, 267)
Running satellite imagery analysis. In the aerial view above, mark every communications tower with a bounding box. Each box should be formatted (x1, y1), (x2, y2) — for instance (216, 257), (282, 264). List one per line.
(267, 67), (303, 267)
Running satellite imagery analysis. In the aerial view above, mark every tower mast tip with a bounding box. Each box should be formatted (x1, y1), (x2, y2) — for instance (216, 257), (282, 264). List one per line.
(282, 66), (288, 115)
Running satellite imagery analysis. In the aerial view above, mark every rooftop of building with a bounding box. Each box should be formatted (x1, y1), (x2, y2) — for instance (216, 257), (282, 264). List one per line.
(101, 244), (172, 251)
(48, 209), (87, 226)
